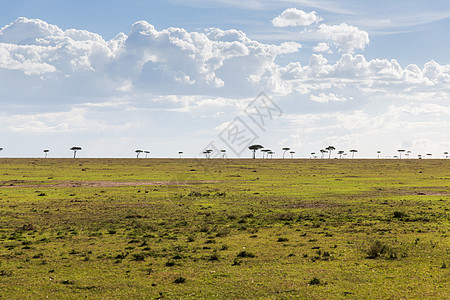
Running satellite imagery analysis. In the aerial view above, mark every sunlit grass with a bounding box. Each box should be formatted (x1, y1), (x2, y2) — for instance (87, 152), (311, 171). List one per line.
(0, 158), (448, 298)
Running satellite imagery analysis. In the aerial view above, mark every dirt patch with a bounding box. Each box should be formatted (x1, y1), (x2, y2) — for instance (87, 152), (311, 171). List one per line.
(0, 180), (219, 188)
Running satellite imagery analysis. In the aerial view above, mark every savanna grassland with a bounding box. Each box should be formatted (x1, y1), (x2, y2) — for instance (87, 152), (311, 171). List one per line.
(0, 158), (448, 299)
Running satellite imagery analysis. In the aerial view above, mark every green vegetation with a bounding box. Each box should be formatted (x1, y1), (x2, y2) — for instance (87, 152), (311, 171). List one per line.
(0, 158), (448, 298)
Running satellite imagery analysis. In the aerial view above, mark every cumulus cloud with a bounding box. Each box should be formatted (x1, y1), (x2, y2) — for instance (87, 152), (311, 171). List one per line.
(310, 92), (347, 103)
(317, 23), (369, 53)
(272, 8), (322, 27)
(313, 42), (332, 53)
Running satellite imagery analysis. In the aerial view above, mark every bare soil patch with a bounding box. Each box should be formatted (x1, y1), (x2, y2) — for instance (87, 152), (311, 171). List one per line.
(0, 180), (219, 188)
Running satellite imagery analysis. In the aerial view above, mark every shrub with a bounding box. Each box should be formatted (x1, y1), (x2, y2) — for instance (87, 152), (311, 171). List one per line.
(366, 240), (397, 259)
(393, 211), (408, 219)
(309, 278), (321, 285)
(173, 277), (186, 284)
(236, 251), (255, 258)
(131, 253), (146, 261)
(208, 252), (219, 261)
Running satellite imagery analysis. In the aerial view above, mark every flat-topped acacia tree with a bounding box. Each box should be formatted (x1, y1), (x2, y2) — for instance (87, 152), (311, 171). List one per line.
(248, 144), (263, 159)
(326, 146), (335, 159)
(289, 151), (295, 159)
(178, 151), (183, 158)
(203, 149), (213, 159)
(282, 147), (290, 159)
(43, 149), (49, 158)
(350, 149), (358, 158)
(144, 151), (150, 158)
(135, 150), (143, 158)
(397, 149), (405, 159)
(70, 147), (82, 158)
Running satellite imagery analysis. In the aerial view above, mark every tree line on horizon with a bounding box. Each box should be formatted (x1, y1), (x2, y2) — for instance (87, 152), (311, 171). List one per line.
(0, 146), (448, 159)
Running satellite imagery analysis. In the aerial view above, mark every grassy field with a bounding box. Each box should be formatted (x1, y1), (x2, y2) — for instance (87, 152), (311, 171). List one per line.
(0, 158), (449, 299)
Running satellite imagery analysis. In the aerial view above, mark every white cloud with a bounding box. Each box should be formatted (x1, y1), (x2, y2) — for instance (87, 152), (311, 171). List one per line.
(317, 23), (369, 53)
(310, 92), (347, 103)
(272, 8), (322, 27)
(313, 42), (332, 53)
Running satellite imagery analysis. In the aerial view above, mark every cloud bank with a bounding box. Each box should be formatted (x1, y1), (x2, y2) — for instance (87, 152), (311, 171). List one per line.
(0, 17), (449, 157)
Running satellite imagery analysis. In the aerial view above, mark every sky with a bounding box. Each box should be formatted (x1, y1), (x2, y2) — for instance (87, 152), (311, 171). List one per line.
(0, 0), (449, 158)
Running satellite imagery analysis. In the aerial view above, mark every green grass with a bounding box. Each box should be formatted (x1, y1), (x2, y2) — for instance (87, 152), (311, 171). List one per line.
(0, 158), (449, 299)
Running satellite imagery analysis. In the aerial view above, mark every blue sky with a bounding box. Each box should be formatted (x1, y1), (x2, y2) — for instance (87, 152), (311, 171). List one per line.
(0, 0), (449, 158)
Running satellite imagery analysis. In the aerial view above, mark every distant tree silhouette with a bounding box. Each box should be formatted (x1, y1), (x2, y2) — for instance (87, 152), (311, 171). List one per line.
(144, 151), (150, 158)
(338, 150), (344, 159)
(70, 147), (82, 158)
(290, 151), (295, 159)
(349, 149), (358, 158)
(43, 149), (49, 158)
(426, 153), (432, 159)
(261, 149), (270, 159)
(311, 152), (316, 159)
(397, 149), (405, 159)
(444, 151), (449, 159)
(325, 146), (335, 159)
(249, 145), (263, 159)
(418, 154), (422, 159)
(203, 149), (213, 158)
(406, 150), (411, 159)
(377, 150), (381, 158)
(220, 149), (226, 159)
(320, 149), (327, 159)
(135, 150), (143, 158)
(268, 151), (274, 159)
(282, 147), (290, 159)
(178, 151), (183, 158)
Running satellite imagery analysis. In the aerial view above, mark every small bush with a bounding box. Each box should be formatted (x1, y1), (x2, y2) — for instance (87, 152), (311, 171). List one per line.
(236, 251), (255, 258)
(366, 240), (397, 259)
(277, 237), (289, 242)
(393, 211), (408, 219)
(173, 276), (186, 284)
(309, 278), (321, 285)
(131, 253), (146, 261)
(208, 252), (219, 261)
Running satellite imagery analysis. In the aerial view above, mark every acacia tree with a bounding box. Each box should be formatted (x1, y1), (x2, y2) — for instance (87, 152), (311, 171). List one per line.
(290, 151), (295, 159)
(282, 147), (290, 159)
(135, 150), (143, 158)
(397, 149), (405, 159)
(444, 151), (449, 159)
(338, 150), (344, 159)
(377, 150), (381, 158)
(220, 149), (226, 159)
(178, 151), (183, 158)
(326, 146), (335, 159)
(320, 149), (327, 159)
(70, 147), (82, 158)
(203, 149), (213, 158)
(426, 153), (432, 159)
(144, 151), (150, 158)
(261, 149), (270, 159)
(43, 149), (49, 158)
(268, 151), (274, 159)
(249, 145), (263, 159)
(350, 149), (358, 158)
(311, 152), (316, 159)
